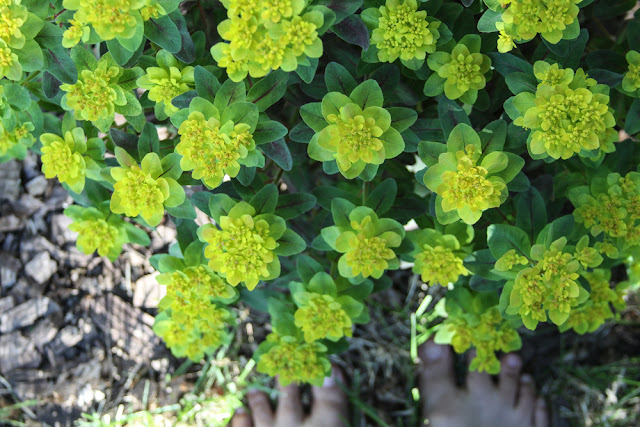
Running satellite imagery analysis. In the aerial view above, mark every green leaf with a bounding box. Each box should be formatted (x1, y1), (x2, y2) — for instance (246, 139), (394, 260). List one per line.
(209, 193), (237, 223)
(249, 184), (279, 214)
(331, 198), (357, 228)
(365, 178), (396, 215)
(387, 107), (418, 132)
(438, 96), (471, 140)
(122, 222), (151, 246)
(42, 43), (77, 84)
(138, 122), (160, 160)
(214, 79), (246, 113)
(194, 65), (220, 103)
(332, 15), (370, 50)
(515, 187), (547, 244)
(274, 229), (306, 256)
(297, 255), (325, 284)
(464, 249), (501, 280)
(487, 52), (533, 77)
(14, 39), (43, 72)
(324, 62), (357, 94)
(487, 224), (531, 260)
(260, 138), (293, 171)
(418, 141), (447, 167)
(536, 215), (574, 247)
(172, 90), (197, 110)
(110, 129), (139, 160)
(477, 9), (502, 32)
(275, 193), (317, 220)
(247, 70), (288, 112)
(165, 197), (197, 219)
(300, 102), (327, 132)
(3, 83), (31, 110)
(313, 187), (359, 210)
(253, 120), (288, 145)
(172, 10), (196, 64)
(289, 121), (315, 143)
(349, 80), (383, 109)
(479, 120), (507, 154)
(221, 102), (259, 129)
(447, 123), (481, 152)
(625, 99), (640, 136)
(505, 72), (537, 95)
(144, 15), (181, 53)
(316, 0), (363, 24)
(160, 152), (182, 180)
(191, 191), (214, 216)
(295, 57), (319, 84)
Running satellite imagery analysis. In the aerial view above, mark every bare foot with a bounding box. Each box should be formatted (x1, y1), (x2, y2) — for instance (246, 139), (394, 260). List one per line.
(231, 368), (348, 427)
(419, 341), (548, 427)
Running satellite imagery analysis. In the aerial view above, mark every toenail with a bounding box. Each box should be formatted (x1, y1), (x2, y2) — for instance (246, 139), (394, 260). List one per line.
(506, 354), (521, 368)
(235, 407), (246, 415)
(425, 343), (443, 360)
(521, 374), (532, 383)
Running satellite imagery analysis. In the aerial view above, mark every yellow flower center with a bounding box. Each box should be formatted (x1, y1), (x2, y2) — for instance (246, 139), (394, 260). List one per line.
(0, 6), (24, 42)
(284, 16), (317, 56)
(627, 64), (640, 89)
(113, 166), (165, 218)
(440, 146), (503, 212)
(294, 293), (352, 343)
(345, 232), (393, 278)
(447, 53), (484, 87)
(70, 219), (119, 256)
(257, 339), (327, 384)
(254, 35), (286, 70)
(262, 0), (294, 23)
(41, 139), (84, 182)
(376, 2), (434, 59)
(414, 245), (467, 286)
(63, 67), (120, 121)
(330, 114), (384, 165)
(0, 46), (13, 66)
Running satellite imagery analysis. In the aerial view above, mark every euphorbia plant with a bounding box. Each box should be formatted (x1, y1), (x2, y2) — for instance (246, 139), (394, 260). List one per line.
(4, 0), (640, 391)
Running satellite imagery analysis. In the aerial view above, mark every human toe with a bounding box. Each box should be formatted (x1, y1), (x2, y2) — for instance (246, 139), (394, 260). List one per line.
(516, 374), (536, 421)
(231, 407), (252, 427)
(308, 367), (349, 426)
(418, 341), (458, 412)
(498, 353), (523, 406)
(534, 397), (549, 427)
(246, 390), (274, 427)
(275, 380), (303, 426)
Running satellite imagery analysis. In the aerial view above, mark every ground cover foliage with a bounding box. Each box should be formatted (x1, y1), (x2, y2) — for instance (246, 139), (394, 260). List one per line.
(1, 0), (640, 422)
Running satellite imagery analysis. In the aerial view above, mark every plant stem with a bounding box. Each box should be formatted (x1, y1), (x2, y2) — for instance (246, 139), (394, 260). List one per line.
(272, 167), (284, 186)
(362, 181), (368, 205)
(22, 71), (41, 85)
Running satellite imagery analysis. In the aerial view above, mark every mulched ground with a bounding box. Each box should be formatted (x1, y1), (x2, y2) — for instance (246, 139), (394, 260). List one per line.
(0, 155), (639, 426)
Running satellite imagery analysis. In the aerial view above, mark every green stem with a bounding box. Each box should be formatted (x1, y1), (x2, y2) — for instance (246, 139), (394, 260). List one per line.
(22, 71), (41, 85)
(362, 181), (368, 205)
(272, 167), (284, 186)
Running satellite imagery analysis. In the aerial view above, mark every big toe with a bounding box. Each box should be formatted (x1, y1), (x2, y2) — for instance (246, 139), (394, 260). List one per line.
(418, 341), (458, 414)
(308, 367), (349, 426)
(498, 353), (523, 406)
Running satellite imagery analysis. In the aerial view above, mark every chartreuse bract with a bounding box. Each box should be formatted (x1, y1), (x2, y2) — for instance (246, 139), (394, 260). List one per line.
(152, 241), (237, 361)
(304, 79), (413, 179)
(321, 199), (404, 282)
(421, 122), (524, 225)
(360, 0), (451, 70)
(5, 0), (640, 389)
(198, 185), (306, 291)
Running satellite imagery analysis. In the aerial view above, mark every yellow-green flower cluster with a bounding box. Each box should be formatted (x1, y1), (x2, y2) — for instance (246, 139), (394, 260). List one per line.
(211, 0), (324, 81)
(559, 269), (627, 334)
(40, 127), (100, 194)
(61, 0), (171, 47)
(409, 228), (469, 286)
(136, 50), (195, 118)
(435, 290), (521, 374)
(0, 0), (43, 80)
(622, 50), (640, 98)
(175, 98), (259, 189)
(322, 205), (404, 280)
(110, 148), (185, 227)
(200, 202), (283, 290)
(256, 333), (331, 386)
(307, 81), (407, 179)
(425, 35), (491, 104)
(154, 265), (235, 360)
(290, 272), (365, 343)
(512, 61), (617, 160)
(496, 0), (581, 50)
(502, 236), (602, 330)
(64, 205), (128, 261)
(0, 121), (34, 160)
(362, 0), (442, 68)
(570, 172), (640, 258)
(423, 124), (523, 225)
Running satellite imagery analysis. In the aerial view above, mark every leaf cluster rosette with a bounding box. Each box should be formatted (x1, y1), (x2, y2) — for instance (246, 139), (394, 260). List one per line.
(492, 221), (604, 330)
(407, 226), (471, 287)
(569, 171), (640, 258)
(40, 118), (105, 193)
(558, 269), (628, 335)
(0, 81), (42, 162)
(64, 202), (149, 261)
(152, 241), (237, 361)
(171, 79), (273, 189)
(60, 47), (144, 132)
(424, 35), (491, 104)
(0, 0), (44, 80)
(321, 199), (404, 282)
(360, 0), (451, 71)
(435, 288), (522, 374)
(305, 79), (410, 179)
(621, 50), (640, 98)
(211, 0), (328, 81)
(479, 0), (583, 53)
(108, 147), (185, 227)
(509, 61), (617, 161)
(290, 271), (368, 343)
(136, 49), (194, 119)
(421, 122), (524, 225)
(198, 185), (306, 291)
